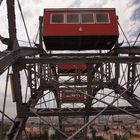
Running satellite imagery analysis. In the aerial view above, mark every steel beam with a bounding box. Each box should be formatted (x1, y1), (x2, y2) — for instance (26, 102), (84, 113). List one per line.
(113, 46), (140, 55)
(19, 47), (44, 57)
(20, 106), (140, 117)
(37, 46), (140, 56)
(19, 56), (140, 64)
(127, 63), (136, 93)
(113, 84), (140, 109)
(0, 47), (43, 75)
(0, 51), (19, 75)
(85, 64), (93, 109)
(5, 117), (27, 140)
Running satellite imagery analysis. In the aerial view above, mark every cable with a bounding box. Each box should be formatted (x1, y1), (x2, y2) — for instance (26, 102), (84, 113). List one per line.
(0, 110), (15, 123)
(18, 39), (34, 44)
(0, 68), (11, 139)
(17, 0), (32, 47)
(118, 22), (140, 47)
(123, 41), (140, 44)
(34, 27), (39, 44)
(118, 22), (131, 47)
(132, 32), (140, 47)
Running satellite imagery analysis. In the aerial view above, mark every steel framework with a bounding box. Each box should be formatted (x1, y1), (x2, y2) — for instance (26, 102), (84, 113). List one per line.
(0, 0), (140, 140)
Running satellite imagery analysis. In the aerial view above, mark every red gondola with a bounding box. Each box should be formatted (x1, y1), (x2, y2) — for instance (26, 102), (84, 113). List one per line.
(42, 8), (119, 50)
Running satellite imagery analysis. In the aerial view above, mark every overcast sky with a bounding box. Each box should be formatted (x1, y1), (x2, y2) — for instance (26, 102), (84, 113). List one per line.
(0, 0), (140, 118)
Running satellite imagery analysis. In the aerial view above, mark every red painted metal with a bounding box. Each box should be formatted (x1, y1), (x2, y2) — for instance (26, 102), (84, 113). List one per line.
(43, 9), (118, 36)
(58, 64), (87, 73)
(60, 90), (85, 103)
(42, 8), (119, 50)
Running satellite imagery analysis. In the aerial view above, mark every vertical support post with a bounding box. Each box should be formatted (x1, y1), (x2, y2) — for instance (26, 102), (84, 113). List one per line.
(28, 64), (37, 97)
(38, 15), (44, 98)
(12, 64), (22, 113)
(84, 64), (93, 139)
(86, 64), (93, 109)
(105, 63), (111, 82)
(114, 42), (120, 93)
(115, 64), (120, 83)
(39, 16), (43, 49)
(83, 116), (88, 140)
(6, 0), (17, 50)
(5, 1), (26, 139)
(100, 63), (104, 82)
(127, 63), (136, 93)
(58, 116), (63, 140)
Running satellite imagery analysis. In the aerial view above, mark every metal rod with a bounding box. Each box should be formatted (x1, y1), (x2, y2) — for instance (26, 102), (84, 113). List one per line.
(67, 107), (107, 140)
(118, 22), (131, 47)
(27, 67), (140, 119)
(67, 78), (140, 140)
(0, 68), (10, 139)
(17, 0), (32, 48)
(0, 110), (15, 123)
(132, 32), (140, 47)
(30, 110), (69, 138)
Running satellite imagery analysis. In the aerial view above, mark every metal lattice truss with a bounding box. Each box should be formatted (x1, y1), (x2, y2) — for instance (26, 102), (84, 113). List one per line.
(1, 0), (140, 140)
(1, 46), (140, 140)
